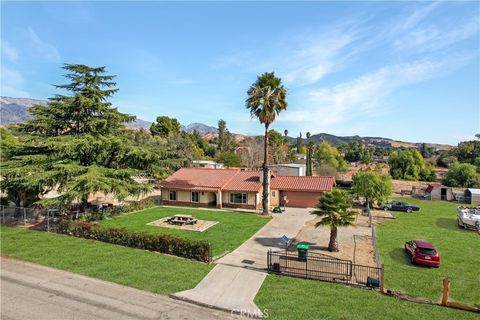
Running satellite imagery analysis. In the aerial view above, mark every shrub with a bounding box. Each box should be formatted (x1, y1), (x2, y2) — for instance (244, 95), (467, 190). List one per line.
(54, 220), (211, 262)
(442, 163), (479, 188)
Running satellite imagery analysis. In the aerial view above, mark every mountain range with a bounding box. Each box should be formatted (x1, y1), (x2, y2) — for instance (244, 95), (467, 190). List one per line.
(0, 96), (452, 150)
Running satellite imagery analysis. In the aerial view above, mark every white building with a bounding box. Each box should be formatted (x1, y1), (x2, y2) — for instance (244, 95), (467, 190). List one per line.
(191, 160), (225, 169)
(269, 163), (306, 176)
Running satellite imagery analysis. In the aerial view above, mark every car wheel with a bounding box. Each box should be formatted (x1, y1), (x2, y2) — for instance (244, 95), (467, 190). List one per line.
(411, 256), (415, 265)
(407, 208), (412, 213)
(457, 218), (463, 228)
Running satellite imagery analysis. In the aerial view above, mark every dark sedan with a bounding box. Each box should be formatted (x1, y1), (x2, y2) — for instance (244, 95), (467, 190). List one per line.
(381, 201), (420, 213)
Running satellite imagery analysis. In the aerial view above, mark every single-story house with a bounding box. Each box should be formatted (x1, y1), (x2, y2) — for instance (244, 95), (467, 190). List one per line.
(269, 163), (306, 176)
(465, 188), (480, 206)
(160, 168), (336, 210)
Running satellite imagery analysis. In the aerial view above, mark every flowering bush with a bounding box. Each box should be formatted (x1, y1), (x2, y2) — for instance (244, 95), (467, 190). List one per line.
(55, 220), (211, 262)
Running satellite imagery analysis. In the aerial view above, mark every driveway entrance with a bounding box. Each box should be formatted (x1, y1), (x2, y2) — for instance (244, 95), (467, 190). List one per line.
(173, 208), (315, 317)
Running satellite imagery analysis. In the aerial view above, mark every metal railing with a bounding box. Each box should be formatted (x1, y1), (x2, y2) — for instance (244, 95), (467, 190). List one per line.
(267, 249), (383, 288)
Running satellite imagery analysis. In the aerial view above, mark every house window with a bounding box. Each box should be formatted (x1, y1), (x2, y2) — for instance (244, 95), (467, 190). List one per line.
(191, 192), (199, 203)
(272, 191), (276, 197)
(230, 193), (247, 204)
(169, 191), (177, 201)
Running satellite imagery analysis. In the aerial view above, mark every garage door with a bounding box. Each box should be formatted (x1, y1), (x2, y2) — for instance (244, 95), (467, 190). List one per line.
(280, 191), (322, 208)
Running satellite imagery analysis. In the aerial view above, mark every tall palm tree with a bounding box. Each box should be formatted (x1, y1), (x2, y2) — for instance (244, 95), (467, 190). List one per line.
(314, 189), (356, 252)
(246, 72), (287, 214)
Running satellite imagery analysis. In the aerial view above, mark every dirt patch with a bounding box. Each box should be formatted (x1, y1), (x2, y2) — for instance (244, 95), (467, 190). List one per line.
(292, 211), (378, 267)
(147, 217), (218, 232)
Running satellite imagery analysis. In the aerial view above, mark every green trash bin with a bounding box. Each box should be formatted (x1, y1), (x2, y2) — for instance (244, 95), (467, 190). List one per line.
(297, 243), (310, 261)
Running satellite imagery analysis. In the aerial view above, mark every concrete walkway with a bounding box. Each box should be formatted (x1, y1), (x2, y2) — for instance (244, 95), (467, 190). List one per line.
(173, 208), (315, 317)
(217, 207), (315, 269)
(1, 257), (237, 320)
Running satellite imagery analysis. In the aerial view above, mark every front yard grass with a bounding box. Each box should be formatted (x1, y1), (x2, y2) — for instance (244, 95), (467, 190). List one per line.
(255, 275), (478, 320)
(99, 206), (269, 257)
(377, 197), (480, 304)
(0, 227), (212, 295)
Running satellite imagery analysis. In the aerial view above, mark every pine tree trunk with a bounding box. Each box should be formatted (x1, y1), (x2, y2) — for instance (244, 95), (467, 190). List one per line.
(262, 123), (270, 215)
(328, 226), (339, 252)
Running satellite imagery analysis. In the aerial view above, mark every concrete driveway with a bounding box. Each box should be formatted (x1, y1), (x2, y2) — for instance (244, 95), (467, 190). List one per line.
(1, 257), (237, 320)
(217, 207), (315, 269)
(173, 207), (315, 317)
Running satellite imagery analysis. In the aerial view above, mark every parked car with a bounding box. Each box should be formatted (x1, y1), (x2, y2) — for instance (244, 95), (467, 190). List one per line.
(457, 207), (480, 231)
(404, 240), (440, 267)
(381, 201), (420, 213)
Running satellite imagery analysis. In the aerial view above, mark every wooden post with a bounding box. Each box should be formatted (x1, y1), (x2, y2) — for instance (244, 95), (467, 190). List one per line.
(380, 263), (385, 293)
(441, 278), (450, 306)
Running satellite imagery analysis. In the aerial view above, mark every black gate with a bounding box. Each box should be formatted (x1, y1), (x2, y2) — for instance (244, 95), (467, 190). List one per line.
(267, 249), (382, 288)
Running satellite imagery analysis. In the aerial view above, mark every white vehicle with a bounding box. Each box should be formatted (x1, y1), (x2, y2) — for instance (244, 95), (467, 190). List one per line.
(457, 207), (480, 231)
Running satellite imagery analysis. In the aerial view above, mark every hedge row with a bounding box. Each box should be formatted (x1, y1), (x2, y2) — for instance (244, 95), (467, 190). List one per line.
(54, 220), (211, 262)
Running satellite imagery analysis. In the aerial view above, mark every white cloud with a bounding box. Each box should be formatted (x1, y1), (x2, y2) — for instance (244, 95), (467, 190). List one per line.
(0, 67), (30, 97)
(278, 56), (470, 132)
(394, 16), (479, 53)
(27, 27), (61, 62)
(280, 33), (355, 86)
(2, 41), (19, 62)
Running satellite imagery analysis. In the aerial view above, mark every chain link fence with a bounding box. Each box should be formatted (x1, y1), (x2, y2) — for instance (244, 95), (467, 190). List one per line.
(0, 205), (61, 232)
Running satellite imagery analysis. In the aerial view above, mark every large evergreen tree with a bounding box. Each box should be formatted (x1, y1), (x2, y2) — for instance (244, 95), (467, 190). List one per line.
(2, 64), (179, 211)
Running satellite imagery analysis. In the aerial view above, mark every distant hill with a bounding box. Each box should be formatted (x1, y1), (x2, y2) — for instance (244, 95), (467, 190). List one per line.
(287, 133), (452, 151)
(0, 96), (452, 150)
(185, 122), (217, 133)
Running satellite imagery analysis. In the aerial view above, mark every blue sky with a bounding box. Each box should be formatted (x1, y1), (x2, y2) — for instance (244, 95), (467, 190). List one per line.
(1, 1), (479, 145)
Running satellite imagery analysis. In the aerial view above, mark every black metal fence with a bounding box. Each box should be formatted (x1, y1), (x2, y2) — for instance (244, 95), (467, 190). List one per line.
(267, 249), (383, 288)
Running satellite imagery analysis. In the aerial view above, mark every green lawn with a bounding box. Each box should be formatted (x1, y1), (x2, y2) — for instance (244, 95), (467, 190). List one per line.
(99, 206), (269, 257)
(377, 197), (480, 305)
(255, 275), (477, 320)
(0, 227), (212, 295)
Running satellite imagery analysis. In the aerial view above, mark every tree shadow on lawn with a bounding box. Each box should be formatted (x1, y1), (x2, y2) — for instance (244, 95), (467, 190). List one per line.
(435, 217), (468, 232)
(389, 247), (411, 265)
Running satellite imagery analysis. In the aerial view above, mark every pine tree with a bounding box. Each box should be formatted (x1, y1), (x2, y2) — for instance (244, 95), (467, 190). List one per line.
(2, 64), (180, 211)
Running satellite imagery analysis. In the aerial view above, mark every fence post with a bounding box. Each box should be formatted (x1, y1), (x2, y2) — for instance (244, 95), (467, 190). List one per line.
(441, 278), (450, 306)
(23, 208), (27, 227)
(1, 205), (4, 225)
(47, 209), (50, 233)
(305, 254), (308, 279)
(380, 263), (385, 293)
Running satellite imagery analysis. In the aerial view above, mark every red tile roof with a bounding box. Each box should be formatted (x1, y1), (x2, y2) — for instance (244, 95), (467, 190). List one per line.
(161, 168), (335, 193)
(223, 171), (262, 192)
(271, 176), (336, 192)
(160, 168), (238, 191)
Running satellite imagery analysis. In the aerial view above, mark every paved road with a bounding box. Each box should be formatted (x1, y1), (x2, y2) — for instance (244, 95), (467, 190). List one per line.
(173, 208), (314, 317)
(1, 257), (237, 320)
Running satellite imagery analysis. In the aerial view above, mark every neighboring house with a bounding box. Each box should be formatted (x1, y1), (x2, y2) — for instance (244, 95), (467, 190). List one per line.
(191, 160), (224, 169)
(465, 188), (480, 206)
(269, 163), (306, 176)
(160, 167), (335, 210)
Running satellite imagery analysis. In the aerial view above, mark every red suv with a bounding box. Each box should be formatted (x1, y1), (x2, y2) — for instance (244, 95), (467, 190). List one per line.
(404, 240), (440, 267)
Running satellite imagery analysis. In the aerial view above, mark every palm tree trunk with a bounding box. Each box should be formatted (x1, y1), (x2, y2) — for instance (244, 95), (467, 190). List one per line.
(262, 123), (270, 214)
(328, 226), (339, 252)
